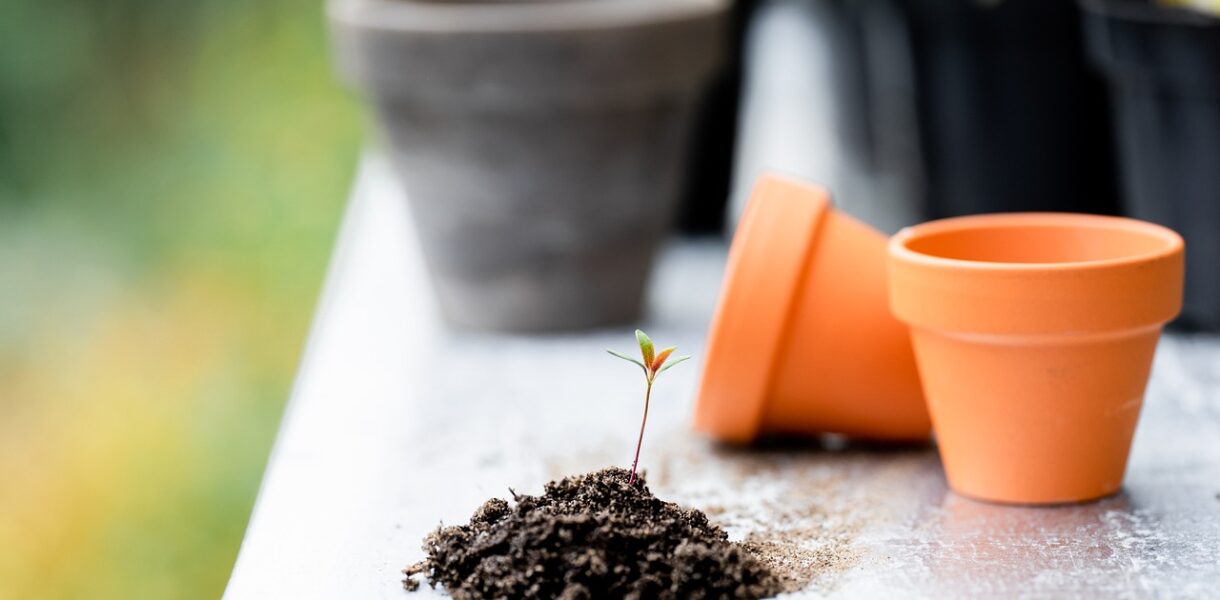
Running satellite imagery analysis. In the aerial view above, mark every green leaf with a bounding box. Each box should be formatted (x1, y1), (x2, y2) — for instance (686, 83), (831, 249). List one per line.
(607, 349), (647, 373)
(635, 329), (654, 366)
(657, 355), (691, 373)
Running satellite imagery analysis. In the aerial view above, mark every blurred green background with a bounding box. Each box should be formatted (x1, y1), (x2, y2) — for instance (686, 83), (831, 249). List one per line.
(0, 1), (361, 597)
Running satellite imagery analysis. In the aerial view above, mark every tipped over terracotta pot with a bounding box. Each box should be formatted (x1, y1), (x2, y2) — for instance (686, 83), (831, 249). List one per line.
(693, 175), (930, 444)
(889, 213), (1184, 504)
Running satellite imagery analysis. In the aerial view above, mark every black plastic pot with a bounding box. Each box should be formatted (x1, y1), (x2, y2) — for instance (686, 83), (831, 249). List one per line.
(824, 0), (927, 232)
(1082, 0), (1220, 331)
(675, 0), (758, 235)
(898, 0), (1120, 218)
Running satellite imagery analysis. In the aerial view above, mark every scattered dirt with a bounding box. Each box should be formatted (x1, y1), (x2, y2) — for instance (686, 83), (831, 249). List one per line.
(740, 528), (858, 594)
(533, 433), (928, 596)
(638, 434), (936, 594)
(403, 467), (785, 599)
(667, 449), (866, 595)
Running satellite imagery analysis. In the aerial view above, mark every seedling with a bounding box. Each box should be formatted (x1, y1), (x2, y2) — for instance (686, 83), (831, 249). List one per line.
(608, 330), (691, 485)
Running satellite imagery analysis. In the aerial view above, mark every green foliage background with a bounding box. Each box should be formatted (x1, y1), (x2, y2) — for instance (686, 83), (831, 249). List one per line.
(0, 1), (361, 597)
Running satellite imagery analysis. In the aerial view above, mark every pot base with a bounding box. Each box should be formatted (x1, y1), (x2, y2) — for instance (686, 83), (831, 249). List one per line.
(946, 485), (1122, 508)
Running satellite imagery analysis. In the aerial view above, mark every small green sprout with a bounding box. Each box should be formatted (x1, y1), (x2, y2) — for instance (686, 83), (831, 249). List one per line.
(608, 329), (691, 485)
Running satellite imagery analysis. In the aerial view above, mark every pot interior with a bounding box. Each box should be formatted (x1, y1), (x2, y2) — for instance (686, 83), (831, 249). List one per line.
(903, 219), (1177, 265)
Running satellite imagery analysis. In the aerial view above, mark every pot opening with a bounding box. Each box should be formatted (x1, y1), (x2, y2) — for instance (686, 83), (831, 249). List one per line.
(901, 218), (1180, 266)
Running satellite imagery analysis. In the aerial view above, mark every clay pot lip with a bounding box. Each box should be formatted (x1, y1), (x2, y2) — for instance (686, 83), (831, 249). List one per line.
(891, 212), (1183, 273)
(694, 175), (832, 443)
(328, 0), (728, 34)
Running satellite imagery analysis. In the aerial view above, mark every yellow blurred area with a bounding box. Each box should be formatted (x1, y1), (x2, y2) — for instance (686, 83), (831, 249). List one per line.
(2, 274), (262, 597)
(1160, 0), (1220, 16)
(0, 0), (361, 597)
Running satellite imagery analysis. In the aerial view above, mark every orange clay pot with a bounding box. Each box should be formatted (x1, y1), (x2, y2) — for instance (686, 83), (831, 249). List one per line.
(693, 175), (930, 443)
(889, 213), (1184, 505)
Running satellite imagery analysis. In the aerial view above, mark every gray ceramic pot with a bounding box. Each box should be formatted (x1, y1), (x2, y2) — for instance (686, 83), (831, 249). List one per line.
(329, 0), (728, 331)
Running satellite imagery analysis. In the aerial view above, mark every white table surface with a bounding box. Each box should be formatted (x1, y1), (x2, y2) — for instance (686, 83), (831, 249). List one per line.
(224, 153), (1220, 599)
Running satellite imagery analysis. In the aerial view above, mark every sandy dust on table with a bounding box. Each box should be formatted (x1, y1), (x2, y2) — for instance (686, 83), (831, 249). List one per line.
(545, 427), (934, 596)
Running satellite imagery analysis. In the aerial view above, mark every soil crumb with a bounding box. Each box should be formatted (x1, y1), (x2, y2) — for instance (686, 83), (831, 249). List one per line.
(403, 467), (785, 599)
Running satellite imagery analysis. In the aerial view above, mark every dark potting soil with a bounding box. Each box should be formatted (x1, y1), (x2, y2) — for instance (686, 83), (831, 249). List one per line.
(403, 467), (784, 599)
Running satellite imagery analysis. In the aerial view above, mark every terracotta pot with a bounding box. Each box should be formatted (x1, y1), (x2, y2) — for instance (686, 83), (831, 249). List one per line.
(889, 213), (1184, 504)
(329, 0), (728, 330)
(693, 175), (930, 443)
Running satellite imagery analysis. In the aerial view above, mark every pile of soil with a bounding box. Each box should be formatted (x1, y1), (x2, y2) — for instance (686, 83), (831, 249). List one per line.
(403, 467), (784, 599)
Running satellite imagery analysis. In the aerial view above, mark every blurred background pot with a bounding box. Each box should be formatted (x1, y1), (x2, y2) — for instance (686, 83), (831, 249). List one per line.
(694, 175), (930, 444)
(822, 0), (926, 232)
(738, 0), (1121, 233)
(1082, 0), (1220, 331)
(329, 0), (728, 330)
(890, 213), (1184, 504)
(676, 0), (759, 234)
(730, 0), (927, 235)
(897, 0), (1120, 217)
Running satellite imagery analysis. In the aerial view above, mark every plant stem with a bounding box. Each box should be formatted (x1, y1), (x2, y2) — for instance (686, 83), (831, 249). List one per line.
(629, 379), (652, 485)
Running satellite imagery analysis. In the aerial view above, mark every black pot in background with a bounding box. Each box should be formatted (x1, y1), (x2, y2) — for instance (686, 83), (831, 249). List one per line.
(824, 0), (927, 233)
(675, 0), (759, 235)
(899, 0), (1120, 218)
(1083, 0), (1220, 331)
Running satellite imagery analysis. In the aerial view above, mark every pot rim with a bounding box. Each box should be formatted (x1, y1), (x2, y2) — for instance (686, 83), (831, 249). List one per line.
(328, 0), (728, 34)
(891, 212), (1183, 274)
(694, 175), (831, 443)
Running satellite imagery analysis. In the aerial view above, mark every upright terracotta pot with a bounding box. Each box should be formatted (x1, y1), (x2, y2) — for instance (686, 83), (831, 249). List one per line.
(694, 175), (930, 443)
(889, 213), (1184, 504)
